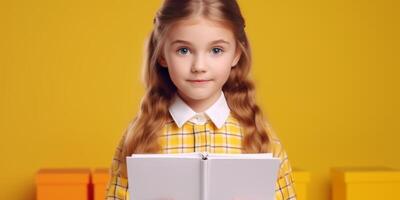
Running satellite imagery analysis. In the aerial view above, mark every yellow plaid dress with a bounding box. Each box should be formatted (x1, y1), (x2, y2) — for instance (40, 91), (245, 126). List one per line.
(105, 113), (297, 200)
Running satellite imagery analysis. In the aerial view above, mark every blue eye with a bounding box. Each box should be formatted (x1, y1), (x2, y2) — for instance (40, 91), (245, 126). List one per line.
(211, 47), (224, 54)
(177, 47), (190, 55)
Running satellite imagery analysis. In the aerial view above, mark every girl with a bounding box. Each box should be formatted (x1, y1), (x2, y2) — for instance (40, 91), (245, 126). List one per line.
(105, 0), (297, 199)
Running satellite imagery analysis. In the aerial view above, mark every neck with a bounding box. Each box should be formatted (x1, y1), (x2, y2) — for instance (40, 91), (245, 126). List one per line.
(177, 91), (221, 113)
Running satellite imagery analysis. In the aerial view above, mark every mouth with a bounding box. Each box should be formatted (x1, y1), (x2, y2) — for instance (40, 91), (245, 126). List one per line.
(187, 79), (211, 83)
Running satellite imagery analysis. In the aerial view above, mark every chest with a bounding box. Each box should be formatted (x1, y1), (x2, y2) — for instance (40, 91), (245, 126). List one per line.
(158, 121), (243, 154)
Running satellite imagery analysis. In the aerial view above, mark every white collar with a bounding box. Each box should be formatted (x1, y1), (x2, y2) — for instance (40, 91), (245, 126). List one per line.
(168, 91), (230, 129)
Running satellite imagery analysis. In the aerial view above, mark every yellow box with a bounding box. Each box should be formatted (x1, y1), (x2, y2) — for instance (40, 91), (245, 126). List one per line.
(35, 168), (91, 200)
(331, 167), (400, 200)
(293, 170), (310, 200)
(93, 168), (110, 200)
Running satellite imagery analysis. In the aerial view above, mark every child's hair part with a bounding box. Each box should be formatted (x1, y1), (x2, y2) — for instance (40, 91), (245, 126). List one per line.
(119, 0), (274, 178)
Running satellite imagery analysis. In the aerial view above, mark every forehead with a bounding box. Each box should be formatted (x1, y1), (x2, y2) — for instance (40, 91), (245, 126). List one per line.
(165, 17), (236, 47)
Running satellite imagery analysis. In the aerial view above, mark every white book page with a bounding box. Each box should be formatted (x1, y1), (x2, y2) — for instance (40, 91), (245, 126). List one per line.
(207, 153), (274, 159)
(207, 158), (280, 200)
(131, 152), (204, 158)
(127, 156), (202, 200)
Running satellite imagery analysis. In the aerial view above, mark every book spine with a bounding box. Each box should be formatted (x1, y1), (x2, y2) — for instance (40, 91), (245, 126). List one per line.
(201, 159), (208, 200)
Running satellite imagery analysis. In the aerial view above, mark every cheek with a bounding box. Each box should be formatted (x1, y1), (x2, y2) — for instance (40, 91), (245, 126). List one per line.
(212, 58), (233, 77)
(166, 60), (190, 84)
(168, 67), (183, 82)
(168, 54), (193, 69)
(212, 67), (232, 85)
(166, 56), (187, 74)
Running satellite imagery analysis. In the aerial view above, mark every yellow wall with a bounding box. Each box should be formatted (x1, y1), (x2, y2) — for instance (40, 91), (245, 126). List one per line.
(0, 1), (398, 199)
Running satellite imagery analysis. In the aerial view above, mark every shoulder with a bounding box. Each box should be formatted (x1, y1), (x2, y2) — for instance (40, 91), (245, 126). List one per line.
(226, 113), (242, 126)
(221, 113), (244, 137)
(109, 118), (136, 176)
(264, 121), (287, 159)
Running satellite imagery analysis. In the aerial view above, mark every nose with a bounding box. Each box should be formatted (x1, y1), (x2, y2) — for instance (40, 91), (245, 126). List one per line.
(191, 53), (207, 73)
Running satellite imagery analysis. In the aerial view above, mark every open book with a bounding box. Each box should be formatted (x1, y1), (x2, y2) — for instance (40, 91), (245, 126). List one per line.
(126, 152), (280, 200)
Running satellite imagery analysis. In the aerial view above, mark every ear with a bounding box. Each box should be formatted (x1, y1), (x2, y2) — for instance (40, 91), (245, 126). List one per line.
(158, 55), (168, 68)
(231, 47), (242, 68)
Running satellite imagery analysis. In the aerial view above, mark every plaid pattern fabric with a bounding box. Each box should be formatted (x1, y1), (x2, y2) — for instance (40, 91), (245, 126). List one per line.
(105, 113), (297, 200)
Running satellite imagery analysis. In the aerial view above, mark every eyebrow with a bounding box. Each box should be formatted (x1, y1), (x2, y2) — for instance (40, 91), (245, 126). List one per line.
(170, 39), (230, 46)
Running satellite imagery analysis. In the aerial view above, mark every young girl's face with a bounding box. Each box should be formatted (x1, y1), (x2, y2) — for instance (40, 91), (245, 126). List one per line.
(159, 17), (241, 111)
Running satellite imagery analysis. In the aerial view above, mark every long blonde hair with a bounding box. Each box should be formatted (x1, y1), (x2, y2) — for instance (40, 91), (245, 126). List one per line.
(119, 0), (273, 178)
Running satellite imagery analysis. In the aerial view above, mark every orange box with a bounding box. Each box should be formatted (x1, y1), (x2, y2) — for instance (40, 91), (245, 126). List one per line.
(35, 168), (91, 200)
(331, 167), (400, 200)
(93, 168), (110, 200)
(293, 170), (310, 200)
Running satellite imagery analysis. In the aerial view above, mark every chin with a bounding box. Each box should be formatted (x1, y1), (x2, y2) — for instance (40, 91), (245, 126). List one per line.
(182, 92), (211, 101)
(188, 94), (210, 100)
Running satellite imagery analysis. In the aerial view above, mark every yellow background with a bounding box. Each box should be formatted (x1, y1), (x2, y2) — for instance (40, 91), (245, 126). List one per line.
(0, 0), (399, 200)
